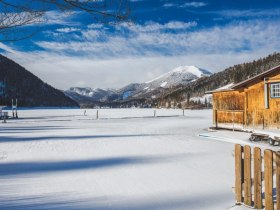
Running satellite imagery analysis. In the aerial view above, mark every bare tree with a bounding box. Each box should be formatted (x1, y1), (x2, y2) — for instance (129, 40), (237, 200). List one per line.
(0, 0), (131, 41)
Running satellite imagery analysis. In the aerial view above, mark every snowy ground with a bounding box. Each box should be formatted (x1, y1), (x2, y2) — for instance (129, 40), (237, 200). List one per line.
(199, 129), (280, 151)
(0, 108), (255, 210)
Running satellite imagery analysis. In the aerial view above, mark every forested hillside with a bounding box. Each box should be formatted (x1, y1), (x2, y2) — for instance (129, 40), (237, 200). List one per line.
(159, 52), (280, 108)
(0, 55), (79, 107)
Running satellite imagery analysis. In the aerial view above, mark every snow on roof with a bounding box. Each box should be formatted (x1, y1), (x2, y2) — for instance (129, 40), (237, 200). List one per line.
(215, 83), (235, 91)
(206, 83), (234, 94)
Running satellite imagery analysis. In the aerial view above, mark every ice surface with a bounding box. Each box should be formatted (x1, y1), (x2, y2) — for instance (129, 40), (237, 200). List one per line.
(0, 108), (238, 210)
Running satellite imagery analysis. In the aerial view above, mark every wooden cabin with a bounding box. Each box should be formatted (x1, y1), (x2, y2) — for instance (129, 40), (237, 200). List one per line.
(207, 65), (280, 130)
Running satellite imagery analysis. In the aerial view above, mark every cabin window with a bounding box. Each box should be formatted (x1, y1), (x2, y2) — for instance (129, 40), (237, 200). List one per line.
(271, 83), (280, 98)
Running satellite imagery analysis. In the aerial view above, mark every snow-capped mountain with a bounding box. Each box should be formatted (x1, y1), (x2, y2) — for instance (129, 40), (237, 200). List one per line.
(65, 65), (211, 105)
(65, 87), (117, 103)
(143, 65), (211, 90)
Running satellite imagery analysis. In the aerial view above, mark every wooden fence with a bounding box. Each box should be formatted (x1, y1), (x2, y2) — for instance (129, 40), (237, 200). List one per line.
(235, 144), (280, 209)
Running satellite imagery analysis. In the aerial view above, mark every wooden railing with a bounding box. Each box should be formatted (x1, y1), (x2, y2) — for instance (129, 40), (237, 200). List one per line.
(235, 144), (280, 209)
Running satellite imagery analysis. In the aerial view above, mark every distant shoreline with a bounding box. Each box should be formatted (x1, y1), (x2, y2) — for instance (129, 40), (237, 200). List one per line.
(2, 107), (80, 110)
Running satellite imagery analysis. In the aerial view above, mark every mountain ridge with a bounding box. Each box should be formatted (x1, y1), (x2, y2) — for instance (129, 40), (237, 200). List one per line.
(65, 65), (211, 106)
(0, 54), (79, 107)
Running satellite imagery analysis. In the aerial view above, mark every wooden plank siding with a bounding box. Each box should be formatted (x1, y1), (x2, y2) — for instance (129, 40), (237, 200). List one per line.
(212, 71), (280, 129)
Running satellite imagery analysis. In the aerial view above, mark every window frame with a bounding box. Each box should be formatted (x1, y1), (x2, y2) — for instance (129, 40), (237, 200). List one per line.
(270, 82), (280, 98)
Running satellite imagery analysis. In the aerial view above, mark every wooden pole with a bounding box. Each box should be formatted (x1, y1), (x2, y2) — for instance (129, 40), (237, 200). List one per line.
(253, 110), (256, 131)
(154, 110), (156, 117)
(262, 115), (265, 130)
(215, 110), (218, 129)
(235, 144), (243, 203)
(264, 149), (273, 210)
(276, 152), (280, 210)
(243, 111), (245, 129)
(244, 145), (252, 206)
(96, 110), (99, 120)
(3, 113), (6, 123)
(183, 109), (184, 116)
(254, 147), (262, 209)
(232, 112), (235, 131)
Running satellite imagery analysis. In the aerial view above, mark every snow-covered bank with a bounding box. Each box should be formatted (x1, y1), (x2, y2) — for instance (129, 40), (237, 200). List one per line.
(0, 109), (236, 210)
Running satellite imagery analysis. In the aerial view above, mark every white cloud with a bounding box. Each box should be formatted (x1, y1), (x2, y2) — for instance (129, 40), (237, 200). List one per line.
(117, 21), (197, 33)
(34, 20), (280, 58)
(56, 27), (80, 33)
(181, 2), (207, 8)
(87, 23), (104, 29)
(163, 3), (176, 8)
(43, 10), (80, 26)
(1, 19), (280, 90)
(211, 8), (280, 18)
(162, 1), (207, 9)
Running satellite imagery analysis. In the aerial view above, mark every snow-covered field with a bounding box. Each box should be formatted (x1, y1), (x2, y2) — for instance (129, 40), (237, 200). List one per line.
(0, 108), (240, 210)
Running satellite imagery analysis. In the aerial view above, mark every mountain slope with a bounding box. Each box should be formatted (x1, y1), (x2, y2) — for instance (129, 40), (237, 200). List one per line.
(65, 87), (116, 103)
(0, 55), (79, 107)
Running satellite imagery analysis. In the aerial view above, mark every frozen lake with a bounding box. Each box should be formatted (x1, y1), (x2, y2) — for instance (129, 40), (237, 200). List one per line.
(0, 108), (236, 210)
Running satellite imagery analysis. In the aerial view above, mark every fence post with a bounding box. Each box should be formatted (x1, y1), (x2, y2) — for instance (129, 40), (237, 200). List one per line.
(232, 112), (235, 131)
(243, 111), (245, 129)
(254, 147), (262, 209)
(253, 110), (256, 131)
(244, 145), (252, 206)
(276, 152), (280, 210)
(235, 144), (243, 203)
(183, 109), (184, 116)
(96, 110), (99, 120)
(215, 110), (218, 128)
(262, 115), (265, 130)
(154, 110), (156, 117)
(3, 113), (6, 123)
(264, 149), (273, 210)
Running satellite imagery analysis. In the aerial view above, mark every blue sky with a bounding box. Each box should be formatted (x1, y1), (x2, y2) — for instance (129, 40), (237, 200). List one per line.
(1, 0), (280, 90)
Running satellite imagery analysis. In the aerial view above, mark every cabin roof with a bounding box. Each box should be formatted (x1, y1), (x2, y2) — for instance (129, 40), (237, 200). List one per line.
(206, 64), (280, 94)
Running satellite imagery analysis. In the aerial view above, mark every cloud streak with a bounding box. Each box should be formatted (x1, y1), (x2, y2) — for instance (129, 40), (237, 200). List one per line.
(34, 19), (280, 58)
(210, 8), (280, 18)
(181, 2), (208, 8)
(163, 1), (207, 9)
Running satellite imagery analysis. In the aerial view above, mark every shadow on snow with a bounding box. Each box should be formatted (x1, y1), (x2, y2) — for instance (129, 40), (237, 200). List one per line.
(0, 133), (172, 143)
(0, 154), (187, 177)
